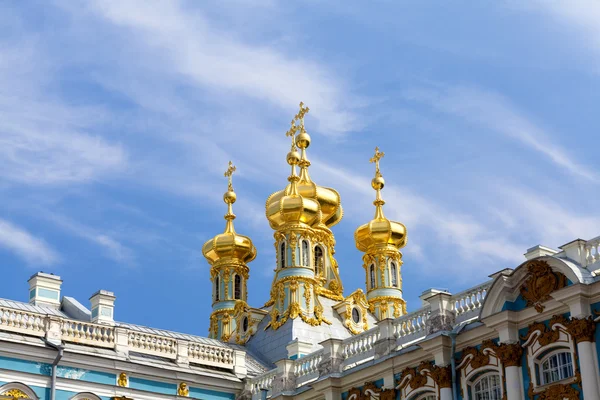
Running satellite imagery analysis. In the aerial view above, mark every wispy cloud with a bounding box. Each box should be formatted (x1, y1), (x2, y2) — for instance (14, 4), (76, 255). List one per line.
(43, 212), (135, 265)
(83, 0), (359, 135)
(403, 85), (598, 183)
(0, 219), (59, 266)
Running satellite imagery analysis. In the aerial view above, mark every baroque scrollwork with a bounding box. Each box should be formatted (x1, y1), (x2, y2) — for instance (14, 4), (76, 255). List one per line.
(519, 260), (567, 313)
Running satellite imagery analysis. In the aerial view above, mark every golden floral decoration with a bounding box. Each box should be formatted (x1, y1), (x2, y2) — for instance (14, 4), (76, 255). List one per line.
(520, 260), (567, 313)
(177, 382), (190, 397)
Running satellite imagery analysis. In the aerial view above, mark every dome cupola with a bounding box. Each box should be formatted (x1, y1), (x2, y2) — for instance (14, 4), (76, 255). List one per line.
(203, 162), (257, 264)
(354, 147), (407, 252)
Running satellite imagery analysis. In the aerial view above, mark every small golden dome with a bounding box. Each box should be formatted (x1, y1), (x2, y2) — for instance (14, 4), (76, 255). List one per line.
(354, 147), (407, 252)
(203, 162), (257, 265)
(265, 154), (320, 230)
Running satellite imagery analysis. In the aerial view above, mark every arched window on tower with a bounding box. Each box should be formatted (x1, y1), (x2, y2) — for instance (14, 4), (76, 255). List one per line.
(301, 240), (309, 267)
(390, 261), (398, 287)
(314, 246), (324, 272)
(369, 264), (376, 289)
(280, 242), (286, 268)
(215, 276), (220, 302)
(234, 274), (242, 300)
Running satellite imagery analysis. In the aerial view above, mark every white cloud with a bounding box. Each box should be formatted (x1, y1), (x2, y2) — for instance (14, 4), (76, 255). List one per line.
(403, 85), (598, 183)
(0, 36), (127, 186)
(43, 213), (135, 265)
(85, 0), (358, 135)
(0, 219), (59, 266)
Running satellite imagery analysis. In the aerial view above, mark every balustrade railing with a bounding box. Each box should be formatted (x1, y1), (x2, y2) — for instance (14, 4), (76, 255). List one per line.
(294, 349), (323, 385)
(341, 326), (380, 368)
(189, 342), (234, 367)
(0, 305), (239, 371)
(584, 236), (600, 267)
(393, 305), (430, 342)
(0, 307), (46, 337)
(128, 331), (177, 359)
(249, 368), (277, 394)
(452, 281), (491, 323)
(61, 320), (115, 348)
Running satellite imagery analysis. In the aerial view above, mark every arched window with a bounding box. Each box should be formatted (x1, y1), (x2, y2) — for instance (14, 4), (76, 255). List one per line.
(314, 246), (323, 270)
(234, 275), (242, 300)
(71, 393), (102, 400)
(0, 382), (40, 399)
(215, 277), (220, 301)
(301, 240), (309, 267)
(473, 374), (501, 400)
(540, 352), (573, 385)
(390, 261), (398, 287)
(416, 394), (436, 400)
(369, 264), (376, 289)
(280, 242), (286, 268)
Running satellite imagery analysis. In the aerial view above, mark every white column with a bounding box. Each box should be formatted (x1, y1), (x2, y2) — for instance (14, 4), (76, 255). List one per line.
(439, 387), (452, 400)
(577, 340), (600, 400)
(504, 366), (523, 400)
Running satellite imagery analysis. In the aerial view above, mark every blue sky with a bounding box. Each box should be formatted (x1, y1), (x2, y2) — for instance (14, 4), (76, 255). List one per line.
(1, 1), (599, 336)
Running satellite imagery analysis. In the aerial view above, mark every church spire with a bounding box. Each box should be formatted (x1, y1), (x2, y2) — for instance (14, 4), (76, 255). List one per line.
(202, 161), (256, 343)
(354, 147), (408, 320)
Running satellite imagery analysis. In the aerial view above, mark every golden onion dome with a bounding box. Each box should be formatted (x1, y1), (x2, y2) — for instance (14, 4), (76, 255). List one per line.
(202, 162), (257, 265)
(295, 131), (344, 229)
(354, 147), (407, 252)
(265, 147), (320, 230)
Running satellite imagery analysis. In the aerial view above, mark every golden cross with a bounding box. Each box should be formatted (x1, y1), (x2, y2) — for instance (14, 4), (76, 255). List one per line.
(285, 119), (298, 150)
(369, 146), (385, 175)
(294, 101), (310, 129)
(224, 161), (236, 191)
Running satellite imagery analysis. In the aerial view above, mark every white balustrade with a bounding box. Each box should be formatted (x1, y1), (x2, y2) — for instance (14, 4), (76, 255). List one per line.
(128, 331), (177, 359)
(189, 342), (234, 367)
(61, 320), (115, 348)
(294, 349), (323, 385)
(341, 326), (380, 368)
(0, 307), (46, 337)
(249, 368), (277, 394)
(584, 236), (600, 267)
(452, 281), (491, 323)
(393, 306), (430, 341)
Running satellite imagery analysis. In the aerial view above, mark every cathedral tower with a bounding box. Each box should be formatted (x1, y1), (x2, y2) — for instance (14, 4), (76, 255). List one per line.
(354, 147), (407, 319)
(263, 102), (344, 331)
(202, 162), (256, 342)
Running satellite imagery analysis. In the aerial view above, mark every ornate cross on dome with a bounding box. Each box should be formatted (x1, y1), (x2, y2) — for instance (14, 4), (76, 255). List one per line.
(285, 119), (298, 151)
(224, 161), (236, 191)
(369, 146), (385, 176)
(294, 101), (310, 129)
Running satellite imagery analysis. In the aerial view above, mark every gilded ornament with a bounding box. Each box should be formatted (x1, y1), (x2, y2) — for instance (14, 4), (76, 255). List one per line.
(520, 260), (567, 313)
(117, 372), (128, 387)
(380, 388), (396, 400)
(429, 364), (452, 389)
(177, 382), (190, 397)
(398, 366), (427, 390)
(2, 389), (29, 398)
(495, 342), (523, 367)
(536, 382), (580, 400)
(565, 316), (595, 343)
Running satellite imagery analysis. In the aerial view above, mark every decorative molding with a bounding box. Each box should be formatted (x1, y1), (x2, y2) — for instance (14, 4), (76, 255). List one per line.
(117, 372), (128, 387)
(520, 260), (567, 313)
(565, 316), (595, 343)
(532, 382), (580, 400)
(429, 364), (452, 389)
(495, 342), (523, 367)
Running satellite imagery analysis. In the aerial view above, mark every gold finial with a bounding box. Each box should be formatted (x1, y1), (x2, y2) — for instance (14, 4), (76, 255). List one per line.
(369, 146), (385, 177)
(224, 161), (236, 192)
(294, 101), (310, 130)
(369, 147), (386, 219)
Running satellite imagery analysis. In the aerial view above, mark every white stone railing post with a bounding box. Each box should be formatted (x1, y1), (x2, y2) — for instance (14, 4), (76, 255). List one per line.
(272, 358), (296, 396)
(233, 349), (247, 378)
(318, 338), (344, 378)
(373, 318), (396, 359)
(176, 339), (189, 366)
(114, 326), (129, 355)
(45, 315), (62, 345)
(420, 289), (455, 334)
